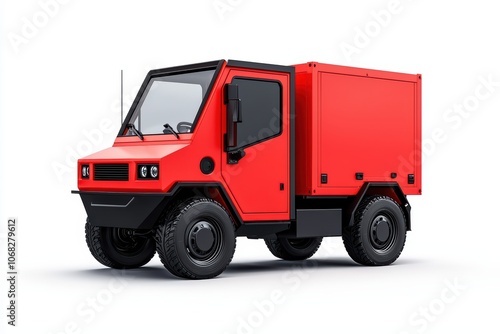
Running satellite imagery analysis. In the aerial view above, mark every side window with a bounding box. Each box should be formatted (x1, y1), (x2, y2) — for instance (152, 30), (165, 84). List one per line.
(232, 78), (282, 149)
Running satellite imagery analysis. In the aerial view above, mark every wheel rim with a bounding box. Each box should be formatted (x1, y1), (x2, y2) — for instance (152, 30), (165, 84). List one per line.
(185, 220), (223, 266)
(110, 228), (149, 256)
(288, 238), (315, 250)
(369, 213), (397, 252)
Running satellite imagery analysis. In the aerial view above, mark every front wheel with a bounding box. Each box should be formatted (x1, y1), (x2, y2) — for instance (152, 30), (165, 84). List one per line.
(155, 198), (236, 279)
(85, 220), (156, 269)
(264, 237), (323, 260)
(342, 196), (407, 266)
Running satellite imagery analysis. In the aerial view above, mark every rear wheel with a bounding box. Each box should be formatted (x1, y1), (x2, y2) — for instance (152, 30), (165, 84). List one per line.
(155, 198), (236, 279)
(264, 237), (322, 260)
(342, 196), (406, 265)
(85, 220), (156, 269)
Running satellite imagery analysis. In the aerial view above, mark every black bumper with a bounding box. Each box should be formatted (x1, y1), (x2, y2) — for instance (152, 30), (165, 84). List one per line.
(72, 191), (169, 229)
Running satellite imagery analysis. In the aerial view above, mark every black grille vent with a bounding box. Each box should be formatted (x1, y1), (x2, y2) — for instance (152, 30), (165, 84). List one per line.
(94, 164), (129, 181)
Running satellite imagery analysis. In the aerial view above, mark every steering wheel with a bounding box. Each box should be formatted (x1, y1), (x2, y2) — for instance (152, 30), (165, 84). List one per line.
(177, 122), (193, 133)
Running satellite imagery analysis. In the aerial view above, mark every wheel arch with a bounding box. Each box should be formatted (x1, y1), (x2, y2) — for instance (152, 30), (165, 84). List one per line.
(163, 182), (243, 227)
(346, 182), (411, 231)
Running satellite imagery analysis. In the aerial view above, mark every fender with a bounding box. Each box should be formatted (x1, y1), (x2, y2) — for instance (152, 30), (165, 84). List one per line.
(347, 182), (411, 230)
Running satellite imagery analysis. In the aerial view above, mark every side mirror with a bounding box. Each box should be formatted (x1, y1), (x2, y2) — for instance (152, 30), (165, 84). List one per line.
(224, 83), (242, 149)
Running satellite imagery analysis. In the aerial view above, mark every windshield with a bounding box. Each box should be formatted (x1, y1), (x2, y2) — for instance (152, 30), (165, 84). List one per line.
(124, 68), (216, 136)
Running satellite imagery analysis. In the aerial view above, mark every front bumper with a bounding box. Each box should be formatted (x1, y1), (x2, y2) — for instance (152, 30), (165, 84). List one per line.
(72, 191), (169, 229)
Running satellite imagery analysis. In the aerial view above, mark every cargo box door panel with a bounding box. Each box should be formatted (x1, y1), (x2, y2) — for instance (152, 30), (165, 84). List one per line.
(318, 72), (417, 190)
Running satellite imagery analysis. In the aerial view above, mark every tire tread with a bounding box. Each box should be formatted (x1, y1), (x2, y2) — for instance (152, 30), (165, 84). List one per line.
(155, 198), (236, 279)
(85, 219), (155, 269)
(342, 195), (406, 266)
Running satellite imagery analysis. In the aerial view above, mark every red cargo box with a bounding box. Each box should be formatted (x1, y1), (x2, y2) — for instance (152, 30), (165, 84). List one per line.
(294, 62), (422, 196)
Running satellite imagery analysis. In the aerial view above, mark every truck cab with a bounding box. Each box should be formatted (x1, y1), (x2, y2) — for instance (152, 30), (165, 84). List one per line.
(74, 59), (421, 279)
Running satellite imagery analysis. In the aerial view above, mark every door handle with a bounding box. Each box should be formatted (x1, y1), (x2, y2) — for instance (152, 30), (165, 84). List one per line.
(227, 149), (246, 164)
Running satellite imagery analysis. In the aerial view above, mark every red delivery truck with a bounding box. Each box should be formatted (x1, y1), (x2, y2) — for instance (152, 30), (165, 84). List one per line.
(73, 60), (422, 279)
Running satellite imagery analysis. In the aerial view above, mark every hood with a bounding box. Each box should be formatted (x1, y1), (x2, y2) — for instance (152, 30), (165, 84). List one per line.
(81, 142), (189, 162)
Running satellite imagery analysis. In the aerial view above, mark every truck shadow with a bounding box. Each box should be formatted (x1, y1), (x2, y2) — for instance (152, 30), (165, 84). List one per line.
(226, 258), (358, 274)
(67, 258), (417, 280)
(69, 266), (178, 280)
(225, 258), (417, 275)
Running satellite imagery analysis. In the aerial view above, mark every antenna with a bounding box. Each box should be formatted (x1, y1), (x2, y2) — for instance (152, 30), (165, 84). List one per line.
(120, 69), (124, 124)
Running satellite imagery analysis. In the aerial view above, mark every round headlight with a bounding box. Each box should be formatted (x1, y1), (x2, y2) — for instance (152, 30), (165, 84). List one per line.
(150, 166), (158, 178)
(140, 166), (148, 178)
(82, 166), (89, 177)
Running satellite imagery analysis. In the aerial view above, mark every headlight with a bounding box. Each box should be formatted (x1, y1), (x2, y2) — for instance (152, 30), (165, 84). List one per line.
(81, 165), (90, 179)
(150, 166), (158, 178)
(140, 166), (148, 178)
(137, 164), (159, 180)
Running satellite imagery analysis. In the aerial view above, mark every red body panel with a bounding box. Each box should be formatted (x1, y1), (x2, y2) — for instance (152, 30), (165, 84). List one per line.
(294, 62), (422, 196)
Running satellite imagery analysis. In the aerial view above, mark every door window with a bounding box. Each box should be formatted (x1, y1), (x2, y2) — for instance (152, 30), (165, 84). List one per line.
(231, 78), (282, 149)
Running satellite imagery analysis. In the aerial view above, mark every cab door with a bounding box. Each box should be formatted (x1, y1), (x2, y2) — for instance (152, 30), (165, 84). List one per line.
(221, 67), (292, 222)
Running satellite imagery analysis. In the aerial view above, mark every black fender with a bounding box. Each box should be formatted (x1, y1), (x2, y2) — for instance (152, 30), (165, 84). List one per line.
(346, 182), (411, 231)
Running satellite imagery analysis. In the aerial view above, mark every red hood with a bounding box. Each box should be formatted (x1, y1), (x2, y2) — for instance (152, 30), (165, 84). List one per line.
(81, 142), (189, 161)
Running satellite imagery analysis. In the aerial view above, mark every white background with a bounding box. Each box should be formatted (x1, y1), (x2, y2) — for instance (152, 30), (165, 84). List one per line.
(1, 0), (499, 333)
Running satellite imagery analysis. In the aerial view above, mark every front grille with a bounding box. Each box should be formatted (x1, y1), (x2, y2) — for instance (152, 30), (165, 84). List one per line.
(94, 164), (129, 181)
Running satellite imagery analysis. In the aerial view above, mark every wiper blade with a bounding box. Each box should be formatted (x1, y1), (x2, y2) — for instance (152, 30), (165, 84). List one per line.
(126, 123), (144, 140)
(163, 123), (180, 139)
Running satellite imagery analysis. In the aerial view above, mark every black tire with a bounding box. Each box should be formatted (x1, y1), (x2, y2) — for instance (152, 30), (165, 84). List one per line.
(343, 195), (406, 266)
(155, 198), (236, 279)
(264, 237), (322, 261)
(85, 219), (156, 269)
